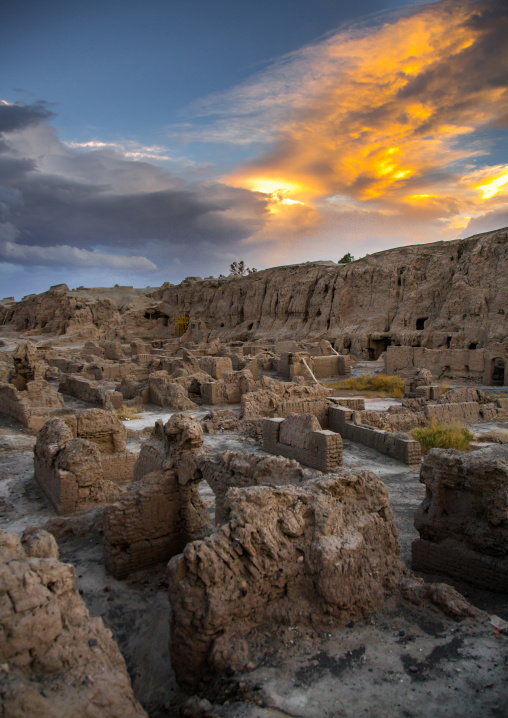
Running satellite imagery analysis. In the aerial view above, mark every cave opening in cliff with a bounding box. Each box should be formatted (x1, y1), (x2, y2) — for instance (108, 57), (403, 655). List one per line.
(490, 358), (505, 386)
(144, 309), (169, 326)
(416, 317), (427, 330)
(469, 342), (478, 350)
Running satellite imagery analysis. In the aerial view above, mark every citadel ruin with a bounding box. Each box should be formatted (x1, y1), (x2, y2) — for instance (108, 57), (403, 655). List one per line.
(0, 227), (507, 717)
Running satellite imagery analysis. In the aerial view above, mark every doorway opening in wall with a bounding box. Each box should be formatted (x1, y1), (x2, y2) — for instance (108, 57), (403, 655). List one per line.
(491, 358), (505, 386)
(367, 336), (391, 360)
(416, 317), (427, 330)
(469, 342), (478, 350)
(188, 378), (202, 402)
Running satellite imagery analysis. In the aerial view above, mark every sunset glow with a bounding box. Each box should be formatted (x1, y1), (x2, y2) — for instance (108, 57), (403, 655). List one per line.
(475, 170), (508, 200)
(1, 0), (507, 294)
(225, 1), (508, 245)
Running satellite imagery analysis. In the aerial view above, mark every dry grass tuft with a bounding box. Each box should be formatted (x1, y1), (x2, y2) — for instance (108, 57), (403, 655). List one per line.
(440, 381), (451, 394)
(330, 373), (406, 398)
(115, 404), (143, 421)
(412, 419), (474, 453)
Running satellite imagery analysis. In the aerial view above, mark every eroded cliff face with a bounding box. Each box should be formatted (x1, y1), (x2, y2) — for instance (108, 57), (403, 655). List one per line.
(151, 228), (507, 350)
(2, 228), (507, 349)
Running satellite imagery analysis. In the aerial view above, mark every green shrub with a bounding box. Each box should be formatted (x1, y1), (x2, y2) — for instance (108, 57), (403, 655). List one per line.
(330, 372), (405, 398)
(411, 419), (474, 453)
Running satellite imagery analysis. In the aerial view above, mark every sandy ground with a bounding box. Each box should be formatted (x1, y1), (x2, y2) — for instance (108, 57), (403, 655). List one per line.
(1, 403), (507, 717)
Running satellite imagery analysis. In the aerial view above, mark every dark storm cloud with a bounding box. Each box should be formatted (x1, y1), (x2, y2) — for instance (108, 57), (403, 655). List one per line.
(0, 101), (55, 134)
(0, 101), (268, 272)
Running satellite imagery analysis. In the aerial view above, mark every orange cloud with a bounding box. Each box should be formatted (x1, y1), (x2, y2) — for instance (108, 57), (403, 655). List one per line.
(221, 0), (508, 243)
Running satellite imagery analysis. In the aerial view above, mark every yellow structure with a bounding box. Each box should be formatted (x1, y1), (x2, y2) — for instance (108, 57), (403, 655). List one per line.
(173, 313), (190, 337)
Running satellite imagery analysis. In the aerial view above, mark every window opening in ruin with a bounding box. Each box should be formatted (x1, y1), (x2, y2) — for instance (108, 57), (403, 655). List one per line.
(491, 357), (505, 386)
(248, 322), (254, 330)
(173, 313), (190, 337)
(446, 335), (452, 348)
(469, 342), (478, 350)
(416, 317), (427, 330)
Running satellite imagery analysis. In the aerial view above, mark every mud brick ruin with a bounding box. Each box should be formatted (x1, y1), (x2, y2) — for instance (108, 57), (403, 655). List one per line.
(0, 380), (66, 432)
(263, 412), (343, 471)
(412, 445), (508, 592)
(103, 414), (211, 578)
(0, 227), (507, 715)
(329, 405), (422, 464)
(0, 529), (146, 717)
(168, 472), (405, 688)
(34, 409), (136, 514)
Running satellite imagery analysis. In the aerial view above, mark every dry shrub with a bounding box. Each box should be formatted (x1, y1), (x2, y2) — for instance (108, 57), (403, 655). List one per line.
(115, 404), (143, 421)
(476, 429), (508, 444)
(331, 373), (405, 398)
(412, 419), (474, 453)
(440, 381), (451, 394)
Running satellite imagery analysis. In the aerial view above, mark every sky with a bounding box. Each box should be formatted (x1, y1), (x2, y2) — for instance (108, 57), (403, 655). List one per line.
(1, 0), (507, 299)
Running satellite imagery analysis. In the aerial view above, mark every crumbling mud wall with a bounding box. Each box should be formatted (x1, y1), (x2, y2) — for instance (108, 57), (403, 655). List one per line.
(329, 406), (422, 464)
(0, 380), (66, 432)
(271, 396), (332, 427)
(279, 352), (349, 379)
(59, 374), (114, 408)
(167, 472), (405, 689)
(241, 377), (329, 418)
(412, 445), (508, 592)
(103, 415), (211, 578)
(263, 413), (343, 472)
(385, 345), (508, 385)
(148, 372), (197, 409)
(201, 450), (311, 526)
(198, 355), (233, 378)
(0, 528), (146, 717)
(34, 410), (136, 514)
(200, 368), (256, 405)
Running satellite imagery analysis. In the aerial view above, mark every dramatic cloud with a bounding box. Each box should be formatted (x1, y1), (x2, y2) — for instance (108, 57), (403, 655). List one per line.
(0, 100), (55, 133)
(178, 0), (508, 249)
(0, 103), (269, 280)
(1, 0), (507, 297)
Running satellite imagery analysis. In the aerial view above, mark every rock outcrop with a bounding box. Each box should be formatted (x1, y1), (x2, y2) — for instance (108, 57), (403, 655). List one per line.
(412, 445), (508, 591)
(0, 528), (146, 717)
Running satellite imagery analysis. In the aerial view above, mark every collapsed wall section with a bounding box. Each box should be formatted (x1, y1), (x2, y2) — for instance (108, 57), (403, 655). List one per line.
(168, 472), (405, 689)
